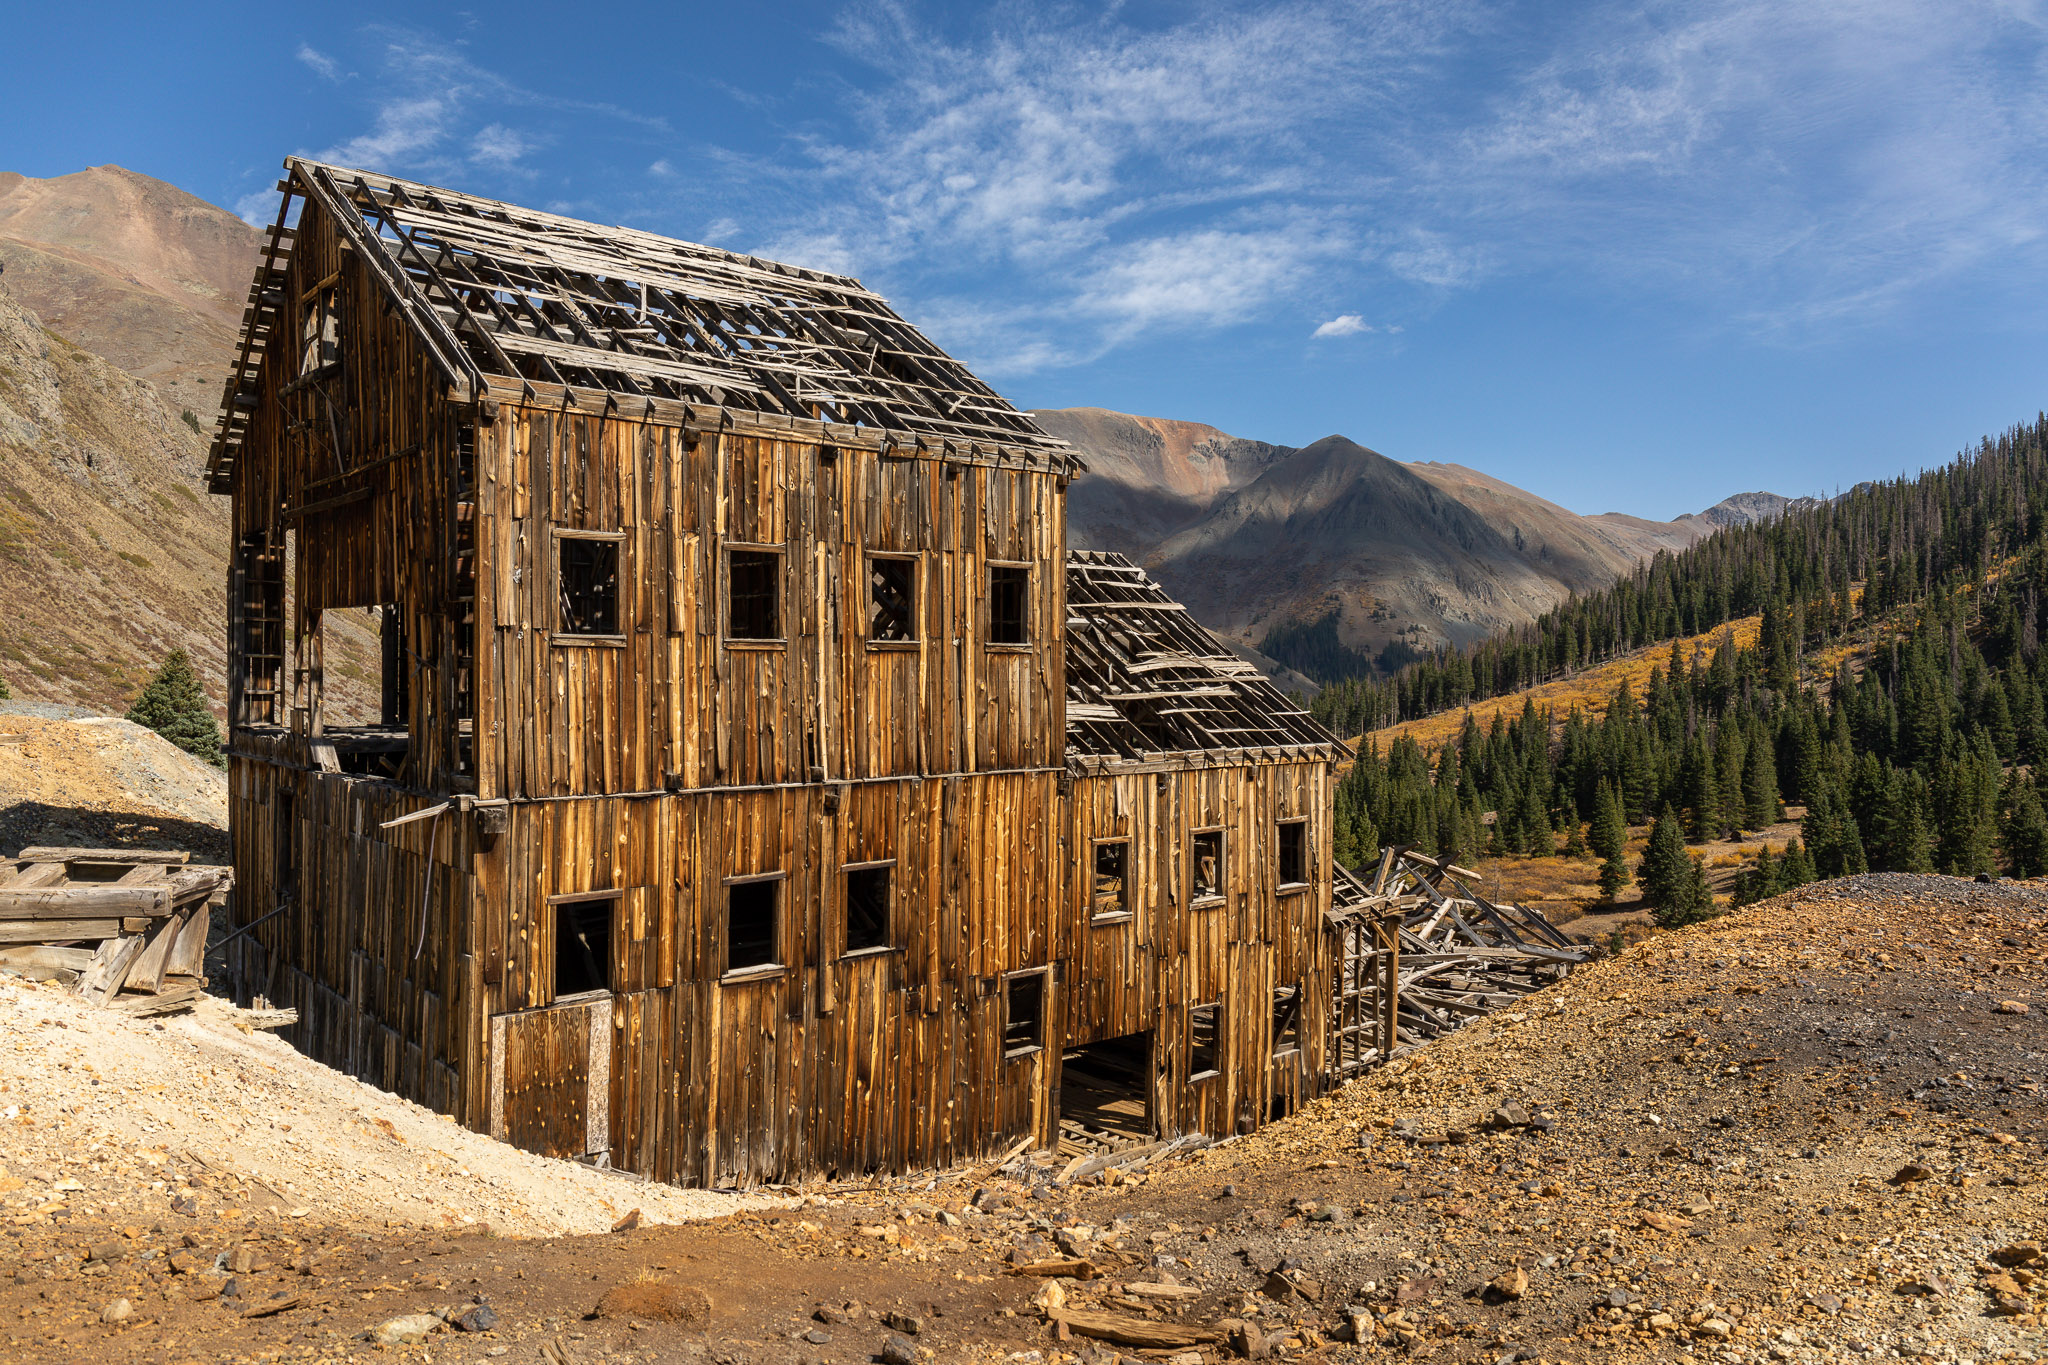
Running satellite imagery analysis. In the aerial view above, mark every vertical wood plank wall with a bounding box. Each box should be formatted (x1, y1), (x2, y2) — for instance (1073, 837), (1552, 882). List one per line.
(1060, 761), (1333, 1142)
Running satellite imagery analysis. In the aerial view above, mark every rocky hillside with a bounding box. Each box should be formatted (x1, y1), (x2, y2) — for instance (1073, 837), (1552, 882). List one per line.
(0, 168), (377, 720)
(1038, 406), (1785, 675)
(0, 166), (260, 419)
(0, 288), (376, 719)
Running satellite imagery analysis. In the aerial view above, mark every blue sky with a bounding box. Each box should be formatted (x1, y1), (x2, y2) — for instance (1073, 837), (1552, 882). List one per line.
(7, 1), (2048, 519)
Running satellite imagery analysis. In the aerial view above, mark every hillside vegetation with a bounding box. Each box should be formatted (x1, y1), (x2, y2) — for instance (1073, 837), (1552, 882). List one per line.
(1323, 417), (2048, 920)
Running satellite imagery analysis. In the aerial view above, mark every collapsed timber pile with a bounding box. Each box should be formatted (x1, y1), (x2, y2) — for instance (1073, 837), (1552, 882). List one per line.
(1328, 847), (1586, 1072)
(0, 847), (229, 1014)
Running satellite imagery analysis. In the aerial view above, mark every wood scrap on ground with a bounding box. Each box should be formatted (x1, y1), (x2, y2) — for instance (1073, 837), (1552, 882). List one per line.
(1327, 846), (1587, 1075)
(0, 846), (227, 1010)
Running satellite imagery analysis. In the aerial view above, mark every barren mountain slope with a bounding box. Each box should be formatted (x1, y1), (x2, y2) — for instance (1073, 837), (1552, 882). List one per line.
(1404, 461), (1701, 583)
(0, 291), (374, 718)
(1150, 435), (1688, 657)
(0, 166), (259, 418)
(1031, 406), (1289, 560)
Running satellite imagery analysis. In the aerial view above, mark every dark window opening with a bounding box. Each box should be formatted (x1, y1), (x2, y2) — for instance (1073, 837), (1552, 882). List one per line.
(868, 556), (917, 642)
(1092, 840), (1129, 918)
(1059, 1031), (1152, 1141)
(1190, 1002), (1221, 1079)
(988, 564), (1029, 645)
(558, 537), (619, 636)
(1191, 829), (1224, 901)
(554, 896), (614, 999)
(844, 864), (891, 953)
(1278, 820), (1307, 886)
(1004, 973), (1045, 1057)
(726, 878), (780, 973)
(274, 790), (298, 907)
(1271, 984), (1302, 1056)
(729, 550), (781, 641)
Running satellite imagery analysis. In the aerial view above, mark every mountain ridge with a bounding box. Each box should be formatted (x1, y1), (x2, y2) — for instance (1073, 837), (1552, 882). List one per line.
(1034, 405), (1788, 679)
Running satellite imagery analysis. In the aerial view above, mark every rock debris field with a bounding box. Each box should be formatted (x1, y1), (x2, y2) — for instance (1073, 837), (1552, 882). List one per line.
(0, 873), (2040, 1365)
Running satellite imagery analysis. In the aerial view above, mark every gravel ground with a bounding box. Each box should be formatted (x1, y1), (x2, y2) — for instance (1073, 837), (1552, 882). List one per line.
(0, 876), (2039, 1365)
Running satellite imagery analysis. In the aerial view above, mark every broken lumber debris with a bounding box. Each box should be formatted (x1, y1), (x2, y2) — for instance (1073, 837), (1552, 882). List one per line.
(1326, 846), (1586, 1076)
(0, 847), (228, 1008)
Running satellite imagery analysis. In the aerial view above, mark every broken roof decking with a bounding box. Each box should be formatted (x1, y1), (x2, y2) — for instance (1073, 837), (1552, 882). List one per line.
(209, 158), (1074, 489)
(1064, 551), (1348, 768)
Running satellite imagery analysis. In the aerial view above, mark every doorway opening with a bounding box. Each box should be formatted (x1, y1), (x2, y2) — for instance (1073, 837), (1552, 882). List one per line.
(1058, 1030), (1152, 1156)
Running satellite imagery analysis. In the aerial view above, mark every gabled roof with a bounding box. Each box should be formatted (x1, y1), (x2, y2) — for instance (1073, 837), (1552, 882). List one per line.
(209, 158), (1074, 488)
(1064, 551), (1348, 767)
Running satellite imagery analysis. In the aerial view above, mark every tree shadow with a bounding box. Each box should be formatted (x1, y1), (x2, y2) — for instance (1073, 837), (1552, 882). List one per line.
(0, 801), (229, 865)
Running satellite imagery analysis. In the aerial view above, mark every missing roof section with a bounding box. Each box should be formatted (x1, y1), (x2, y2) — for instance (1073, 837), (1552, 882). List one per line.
(1064, 551), (1350, 764)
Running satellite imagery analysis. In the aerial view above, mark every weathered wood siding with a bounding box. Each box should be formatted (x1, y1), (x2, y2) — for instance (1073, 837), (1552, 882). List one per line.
(467, 773), (1057, 1184)
(1059, 760), (1334, 1139)
(223, 738), (484, 1124)
(473, 404), (1067, 801)
(222, 196), (476, 791)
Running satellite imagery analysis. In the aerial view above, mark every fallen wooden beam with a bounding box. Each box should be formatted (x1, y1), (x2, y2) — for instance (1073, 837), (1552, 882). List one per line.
(13, 847), (191, 866)
(0, 885), (177, 917)
(1047, 1309), (1217, 1348)
(0, 918), (130, 944)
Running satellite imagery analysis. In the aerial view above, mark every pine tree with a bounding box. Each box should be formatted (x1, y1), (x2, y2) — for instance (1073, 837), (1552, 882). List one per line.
(1736, 843), (1779, 905)
(1779, 839), (1816, 889)
(1589, 782), (1626, 861)
(1639, 806), (1692, 912)
(1741, 730), (1779, 829)
(1598, 846), (1631, 900)
(125, 649), (222, 767)
(2001, 778), (2048, 878)
(1681, 733), (1720, 841)
(1650, 853), (1715, 928)
(1890, 778), (1934, 873)
(1561, 798), (1587, 857)
(0, 671), (10, 700)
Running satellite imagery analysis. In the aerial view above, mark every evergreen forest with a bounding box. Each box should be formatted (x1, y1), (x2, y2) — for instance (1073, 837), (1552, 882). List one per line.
(1323, 416), (2048, 916)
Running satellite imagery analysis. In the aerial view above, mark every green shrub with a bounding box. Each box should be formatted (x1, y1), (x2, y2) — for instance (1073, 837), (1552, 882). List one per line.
(125, 648), (221, 766)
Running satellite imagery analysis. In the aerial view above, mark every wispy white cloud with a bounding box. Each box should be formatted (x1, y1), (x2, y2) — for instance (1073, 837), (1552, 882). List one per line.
(316, 95), (451, 168)
(471, 123), (536, 171)
(234, 189), (280, 227)
(715, 3), (1461, 368)
(296, 43), (339, 81)
(1313, 314), (1371, 338)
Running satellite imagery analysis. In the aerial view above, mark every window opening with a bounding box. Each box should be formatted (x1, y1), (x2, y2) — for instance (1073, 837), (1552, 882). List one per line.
(729, 549), (781, 641)
(868, 556), (917, 642)
(725, 877), (780, 973)
(1271, 984), (1302, 1056)
(844, 863), (891, 954)
(988, 564), (1029, 645)
(299, 286), (340, 376)
(1004, 973), (1045, 1057)
(1191, 829), (1224, 901)
(1278, 819), (1307, 886)
(1190, 1002), (1221, 1080)
(554, 895), (615, 999)
(558, 536), (619, 636)
(1092, 840), (1129, 919)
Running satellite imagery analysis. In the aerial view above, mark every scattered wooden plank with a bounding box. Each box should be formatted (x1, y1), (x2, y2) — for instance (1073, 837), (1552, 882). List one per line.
(1047, 1309), (1218, 1348)
(14, 848), (190, 865)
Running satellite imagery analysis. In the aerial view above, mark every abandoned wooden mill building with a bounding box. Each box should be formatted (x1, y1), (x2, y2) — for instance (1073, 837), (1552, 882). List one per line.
(206, 158), (1391, 1187)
